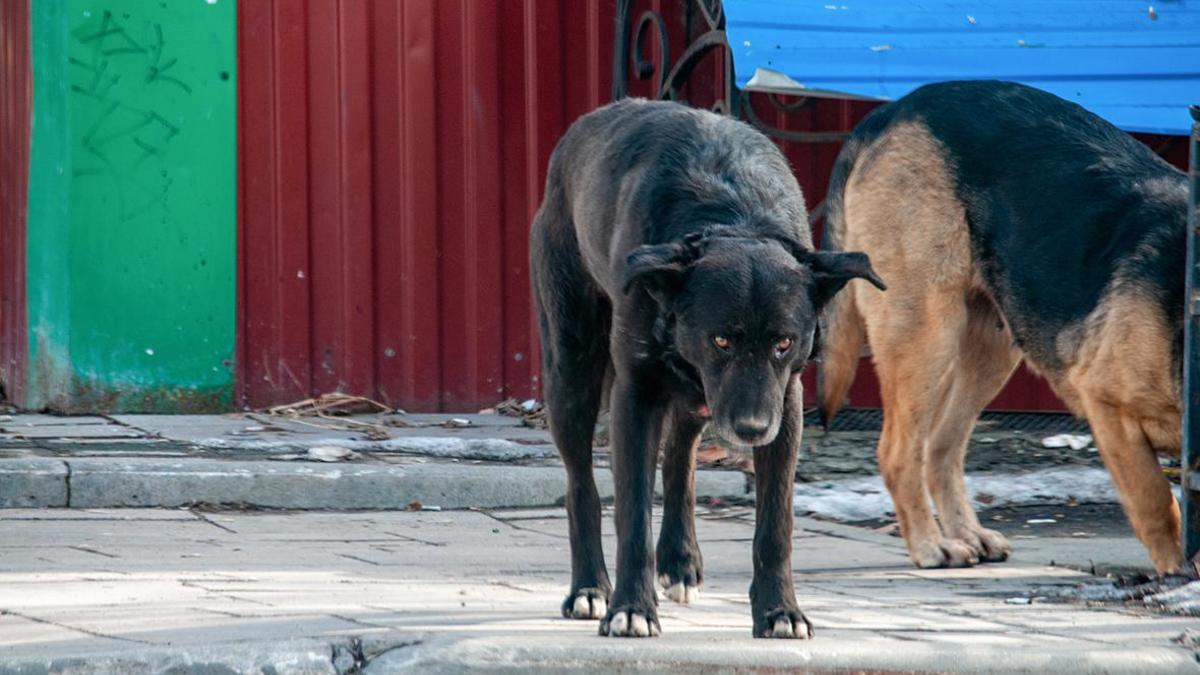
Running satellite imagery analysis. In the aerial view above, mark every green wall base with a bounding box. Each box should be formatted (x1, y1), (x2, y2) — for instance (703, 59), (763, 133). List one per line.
(26, 1), (236, 413)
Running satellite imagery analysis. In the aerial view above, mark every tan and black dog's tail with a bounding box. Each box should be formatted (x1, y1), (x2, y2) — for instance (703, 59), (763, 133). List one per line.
(816, 134), (869, 430)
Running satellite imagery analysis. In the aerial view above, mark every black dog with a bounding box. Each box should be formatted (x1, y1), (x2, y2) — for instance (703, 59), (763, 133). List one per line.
(530, 99), (884, 638)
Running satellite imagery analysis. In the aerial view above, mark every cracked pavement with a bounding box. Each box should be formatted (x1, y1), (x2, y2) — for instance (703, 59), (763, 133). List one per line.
(1, 506), (1197, 673)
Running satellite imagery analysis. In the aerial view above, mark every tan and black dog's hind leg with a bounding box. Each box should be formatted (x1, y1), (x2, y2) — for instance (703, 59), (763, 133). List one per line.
(842, 121), (993, 567)
(656, 404), (705, 605)
(531, 182), (613, 619)
(922, 292), (1019, 562)
(866, 288), (982, 567)
(1084, 406), (1181, 573)
(1066, 293), (1184, 574)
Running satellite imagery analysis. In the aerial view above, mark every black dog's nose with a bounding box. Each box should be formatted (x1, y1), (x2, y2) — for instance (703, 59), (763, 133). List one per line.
(734, 419), (770, 441)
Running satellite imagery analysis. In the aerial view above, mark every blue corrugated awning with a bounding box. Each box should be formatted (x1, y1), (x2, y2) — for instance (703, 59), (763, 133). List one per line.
(724, 1), (1200, 135)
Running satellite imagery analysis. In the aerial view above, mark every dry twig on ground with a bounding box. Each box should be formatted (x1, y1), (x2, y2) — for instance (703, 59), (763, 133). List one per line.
(260, 393), (399, 440)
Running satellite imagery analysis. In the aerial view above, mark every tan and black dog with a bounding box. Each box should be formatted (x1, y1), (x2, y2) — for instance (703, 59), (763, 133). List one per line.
(819, 80), (1189, 574)
(531, 98), (883, 638)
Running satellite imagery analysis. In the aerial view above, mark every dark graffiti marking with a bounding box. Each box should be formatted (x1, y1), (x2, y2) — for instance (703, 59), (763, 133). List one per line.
(145, 24), (192, 94)
(69, 10), (191, 222)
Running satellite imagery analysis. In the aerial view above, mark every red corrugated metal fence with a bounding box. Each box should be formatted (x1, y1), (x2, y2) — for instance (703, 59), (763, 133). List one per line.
(239, 0), (618, 411)
(237, 0), (1190, 413)
(0, 0), (29, 404)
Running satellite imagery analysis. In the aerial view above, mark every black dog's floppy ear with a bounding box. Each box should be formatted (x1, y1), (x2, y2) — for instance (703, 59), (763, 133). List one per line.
(622, 242), (690, 303)
(804, 250), (886, 308)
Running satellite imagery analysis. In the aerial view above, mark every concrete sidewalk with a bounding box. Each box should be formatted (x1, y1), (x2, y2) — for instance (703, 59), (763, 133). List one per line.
(1, 505), (1197, 673)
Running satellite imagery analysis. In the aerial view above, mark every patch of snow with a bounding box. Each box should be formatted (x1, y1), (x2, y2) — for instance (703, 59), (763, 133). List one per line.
(794, 467), (1120, 522)
(1146, 581), (1200, 615)
(1041, 433), (1092, 450)
(306, 446), (359, 462)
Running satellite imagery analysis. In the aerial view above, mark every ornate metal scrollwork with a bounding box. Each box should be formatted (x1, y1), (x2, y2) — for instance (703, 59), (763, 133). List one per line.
(612, 0), (848, 144)
(613, 0), (732, 112)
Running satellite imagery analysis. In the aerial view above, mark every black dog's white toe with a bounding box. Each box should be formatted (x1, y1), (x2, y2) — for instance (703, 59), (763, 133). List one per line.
(562, 588), (608, 620)
(758, 609), (814, 639)
(657, 573), (700, 604)
(600, 609), (660, 638)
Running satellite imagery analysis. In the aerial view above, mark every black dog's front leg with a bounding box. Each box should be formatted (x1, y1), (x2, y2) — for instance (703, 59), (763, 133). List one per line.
(655, 406), (705, 605)
(600, 373), (666, 638)
(750, 376), (814, 639)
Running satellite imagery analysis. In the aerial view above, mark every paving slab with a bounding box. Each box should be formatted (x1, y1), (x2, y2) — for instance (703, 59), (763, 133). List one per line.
(0, 507), (200, 521)
(0, 415), (111, 427)
(0, 424), (146, 439)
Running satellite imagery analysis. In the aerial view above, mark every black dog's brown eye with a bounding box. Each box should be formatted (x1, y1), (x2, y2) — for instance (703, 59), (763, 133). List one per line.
(713, 336), (731, 351)
(775, 338), (794, 355)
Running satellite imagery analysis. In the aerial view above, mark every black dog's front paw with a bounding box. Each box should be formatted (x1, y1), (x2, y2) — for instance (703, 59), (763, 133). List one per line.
(753, 606), (814, 639)
(599, 603), (661, 638)
(562, 586), (610, 620)
(656, 546), (702, 605)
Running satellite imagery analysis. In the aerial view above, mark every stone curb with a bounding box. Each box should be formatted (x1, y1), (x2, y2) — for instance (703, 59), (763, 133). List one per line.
(0, 638), (342, 675)
(386, 636), (1199, 674)
(0, 458), (68, 507)
(0, 457), (749, 510)
(1, 633), (1195, 675)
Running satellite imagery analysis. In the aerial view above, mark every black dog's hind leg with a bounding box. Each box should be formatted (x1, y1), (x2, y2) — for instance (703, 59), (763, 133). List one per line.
(750, 376), (813, 639)
(656, 406), (705, 604)
(600, 372), (667, 637)
(531, 198), (612, 621)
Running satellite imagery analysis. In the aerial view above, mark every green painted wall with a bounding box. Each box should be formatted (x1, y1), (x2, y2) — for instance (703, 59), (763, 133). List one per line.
(27, 0), (236, 412)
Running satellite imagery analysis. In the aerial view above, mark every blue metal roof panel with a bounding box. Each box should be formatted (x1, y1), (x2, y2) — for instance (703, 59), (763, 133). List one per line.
(725, 1), (1200, 135)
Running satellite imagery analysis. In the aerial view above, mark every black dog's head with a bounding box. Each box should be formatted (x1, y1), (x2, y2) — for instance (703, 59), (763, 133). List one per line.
(623, 232), (884, 447)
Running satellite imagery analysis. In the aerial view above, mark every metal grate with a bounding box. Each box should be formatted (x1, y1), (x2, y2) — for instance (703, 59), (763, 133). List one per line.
(806, 408), (1090, 433)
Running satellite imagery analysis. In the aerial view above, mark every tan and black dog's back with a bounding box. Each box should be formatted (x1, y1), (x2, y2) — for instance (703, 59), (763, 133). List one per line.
(819, 80), (1189, 573)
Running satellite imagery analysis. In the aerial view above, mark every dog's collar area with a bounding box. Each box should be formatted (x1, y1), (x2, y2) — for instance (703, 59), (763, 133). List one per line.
(652, 310), (706, 399)
(663, 346), (705, 398)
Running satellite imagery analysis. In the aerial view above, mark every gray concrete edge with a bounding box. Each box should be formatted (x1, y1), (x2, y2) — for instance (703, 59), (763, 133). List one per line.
(1, 632), (1195, 675)
(0, 457), (749, 511)
(387, 635), (1200, 674)
(0, 637), (351, 675)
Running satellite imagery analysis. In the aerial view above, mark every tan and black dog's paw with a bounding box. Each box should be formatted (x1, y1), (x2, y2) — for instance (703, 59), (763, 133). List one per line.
(943, 526), (1011, 564)
(754, 607), (814, 639)
(971, 527), (1012, 563)
(599, 604), (661, 638)
(562, 586), (609, 620)
(910, 537), (979, 568)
